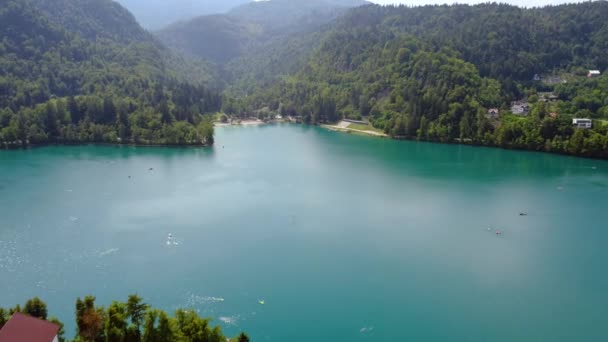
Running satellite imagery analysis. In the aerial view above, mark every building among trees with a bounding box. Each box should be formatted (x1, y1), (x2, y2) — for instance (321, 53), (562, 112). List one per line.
(0, 313), (60, 342)
(572, 118), (592, 129)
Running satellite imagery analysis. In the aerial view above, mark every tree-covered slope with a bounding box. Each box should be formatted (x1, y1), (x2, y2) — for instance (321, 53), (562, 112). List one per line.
(157, 14), (264, 64)
(237, 3), (608, 158)
(226, 1), (608, 99)
(228, 0), (367, 33)
(0, 0), (219, 147)
(336, 3), (608, 86)
(28, 0), (149, 44)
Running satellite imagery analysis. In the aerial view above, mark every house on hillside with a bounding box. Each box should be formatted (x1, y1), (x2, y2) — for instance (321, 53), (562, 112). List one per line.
(0, 313), (60, 342)
(588, 70), (601, 78)
(487, 108), (499, 119)
(539, 93), (559, 102)
(573, 118), (592, 129)
(511, 101), (530, 115)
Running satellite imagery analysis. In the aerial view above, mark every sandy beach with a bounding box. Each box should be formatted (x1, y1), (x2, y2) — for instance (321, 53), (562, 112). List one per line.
(322, 121), (388, 137)
(215, 120), (265, 127)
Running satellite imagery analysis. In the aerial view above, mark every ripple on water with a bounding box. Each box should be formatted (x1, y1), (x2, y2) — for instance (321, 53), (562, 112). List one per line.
(360, 326), (374, 334)
(0, 237), (26, 273)
(99, 248), (119, 257)
(218, 315), (240, 326)
(185, 293), (226, 306)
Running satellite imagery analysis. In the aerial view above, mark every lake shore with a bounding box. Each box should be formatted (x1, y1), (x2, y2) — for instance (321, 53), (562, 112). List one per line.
(215, 119), (265, 127)
(321, 121), (388, 137)
(1, 140), (213, 150)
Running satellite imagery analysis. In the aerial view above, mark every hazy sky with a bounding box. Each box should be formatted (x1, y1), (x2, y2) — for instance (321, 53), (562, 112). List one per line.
(370, 0), (586, 7)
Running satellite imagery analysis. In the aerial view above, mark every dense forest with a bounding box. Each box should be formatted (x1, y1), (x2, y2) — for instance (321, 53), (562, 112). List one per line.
(0, 296), (249, 342)
(233, 2), (608, 158)
(0, 0), (218, 147)
(2, 0), (608, 158)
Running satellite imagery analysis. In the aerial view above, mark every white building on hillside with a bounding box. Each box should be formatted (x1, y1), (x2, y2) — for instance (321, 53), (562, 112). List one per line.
(573, 118), (592, 129)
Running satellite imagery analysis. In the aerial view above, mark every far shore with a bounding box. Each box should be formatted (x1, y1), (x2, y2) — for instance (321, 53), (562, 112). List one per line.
(215, 118), (296, 127)
(322, 121), (388, 137)
(215, 119), (266, 127)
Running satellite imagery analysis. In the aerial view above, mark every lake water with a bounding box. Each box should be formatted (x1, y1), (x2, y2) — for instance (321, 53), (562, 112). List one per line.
(1, 124), (608, 341)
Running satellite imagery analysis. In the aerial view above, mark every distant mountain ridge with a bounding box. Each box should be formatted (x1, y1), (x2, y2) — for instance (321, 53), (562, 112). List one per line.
(155, 0), (367, 64)
(115, 0), (250, 30)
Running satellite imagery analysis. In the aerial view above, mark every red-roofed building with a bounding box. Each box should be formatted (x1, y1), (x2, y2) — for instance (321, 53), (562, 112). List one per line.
(0, 313), (59, 342)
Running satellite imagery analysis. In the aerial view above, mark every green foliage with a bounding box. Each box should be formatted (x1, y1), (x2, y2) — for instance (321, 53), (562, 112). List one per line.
(2, 296), (248, 342)
(0, 308), (7, 329)
(238, 3), (608, 158)
(0, 0), (220, 148)
(237, 332), (250, 342)
(23, 297), (48, 320)
(335, 3), (608, 87)
(76, 296), (105, 342)
(49, 317), (67, 342)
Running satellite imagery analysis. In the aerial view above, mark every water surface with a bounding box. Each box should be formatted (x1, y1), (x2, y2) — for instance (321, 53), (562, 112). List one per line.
(1, 124), (607, 341)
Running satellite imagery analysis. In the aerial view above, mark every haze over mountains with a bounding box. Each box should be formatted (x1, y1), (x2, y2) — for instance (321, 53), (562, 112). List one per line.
(155, 0), (368, 64)
(115, 0), (250, 30)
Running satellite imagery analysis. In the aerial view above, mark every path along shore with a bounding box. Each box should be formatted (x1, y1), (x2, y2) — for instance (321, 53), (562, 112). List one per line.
(322, 121), (388, 137)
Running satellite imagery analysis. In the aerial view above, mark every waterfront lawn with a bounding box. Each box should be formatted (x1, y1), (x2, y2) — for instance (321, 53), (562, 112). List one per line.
(348, 123), (384, 133)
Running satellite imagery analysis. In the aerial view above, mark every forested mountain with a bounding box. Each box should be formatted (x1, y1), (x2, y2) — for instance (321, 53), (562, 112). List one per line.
(0, 0), (219, 147)
(156, 0), (366, 64)
(3, 0), (608, 158)
(27, 0), (148, 43)
(334, 3), (608, 91)
(229, 0), (367, 32)
(116, 0), (249, 30)
(234, 2), (608, 158)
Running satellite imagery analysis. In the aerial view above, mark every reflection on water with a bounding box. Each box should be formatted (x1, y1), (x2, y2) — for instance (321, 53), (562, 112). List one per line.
(1, 125), (607, 341)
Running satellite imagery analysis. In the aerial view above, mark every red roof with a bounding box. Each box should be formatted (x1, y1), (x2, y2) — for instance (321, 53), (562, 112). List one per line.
(0, 313), (59, 342)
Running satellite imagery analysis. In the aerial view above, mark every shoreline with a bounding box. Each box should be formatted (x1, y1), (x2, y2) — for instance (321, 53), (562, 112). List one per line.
(321, 121), (608, 160)
(5, 123), (606, 160)
(321, 121), (388, 137)
(215, 119), (265, 127)
(1, 141), (213, 150)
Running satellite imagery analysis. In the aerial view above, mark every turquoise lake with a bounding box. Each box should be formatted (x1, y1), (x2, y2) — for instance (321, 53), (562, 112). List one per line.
(1, 124), (608, 341)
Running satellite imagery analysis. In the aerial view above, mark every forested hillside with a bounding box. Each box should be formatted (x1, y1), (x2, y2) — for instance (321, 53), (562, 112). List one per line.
(0, 0), (219, 147)
(156, 0), (366, 64)
(234, 2), (608, 158)
(2, 0), (608, 158)
(28, 0), (148, 44)
(334, 3), (608, 94)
